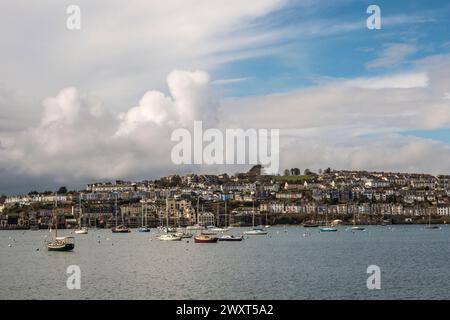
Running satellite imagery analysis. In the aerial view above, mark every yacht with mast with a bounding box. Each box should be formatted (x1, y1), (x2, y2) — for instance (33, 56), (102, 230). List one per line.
(243, 199), (268, 235)
(319, 211), (337, 232)
(425, 210), (439, 229)
(47, 194), (75, 251)
(138, 197), (150, 232)
(111, 194), (130, 233)
(351, 211), (365, 231)
(158, 198), (181, 241)
(74, 196), (88, 234)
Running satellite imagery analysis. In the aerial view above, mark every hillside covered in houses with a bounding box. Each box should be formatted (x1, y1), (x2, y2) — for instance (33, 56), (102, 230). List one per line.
(2, 165), (450, 229)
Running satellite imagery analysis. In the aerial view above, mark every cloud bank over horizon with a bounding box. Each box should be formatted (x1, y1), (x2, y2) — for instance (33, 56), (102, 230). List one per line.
(1, 1), (450, 194)
(1, 53), (450, 194)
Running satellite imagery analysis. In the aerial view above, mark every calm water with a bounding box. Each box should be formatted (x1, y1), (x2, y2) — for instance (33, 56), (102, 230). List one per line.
(1, 225), (449, 299)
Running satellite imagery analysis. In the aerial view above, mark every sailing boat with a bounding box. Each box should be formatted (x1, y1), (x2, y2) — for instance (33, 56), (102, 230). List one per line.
(74, 196), (88, 234)
(111, 194), (130, 233)
(218, 200), (243, 241)
(209, 202), (227, 232)
(138, 197), (150, 232)
(425, 210), (439, 229)
(47, 193), (75, 251)
(319, 210), (337, 232)
(351, 211), (365, 231)
(264, 209), (270, 228)
(194, 222), (219, 243)
(244, 199), (267, 235)
(159, 198), (181, 241)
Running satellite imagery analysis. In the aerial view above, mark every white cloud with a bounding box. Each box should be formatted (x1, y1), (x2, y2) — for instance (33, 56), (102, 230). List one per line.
(345, 72), (428, 89)
(366, 43), (417, 69)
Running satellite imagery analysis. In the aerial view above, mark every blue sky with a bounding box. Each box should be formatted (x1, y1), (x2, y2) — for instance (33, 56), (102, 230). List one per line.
(212, 0), (450, 95)
(210, 0), (450, 144)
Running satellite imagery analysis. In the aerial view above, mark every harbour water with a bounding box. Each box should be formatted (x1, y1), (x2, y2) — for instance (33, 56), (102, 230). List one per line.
(1, 226), (449, 299)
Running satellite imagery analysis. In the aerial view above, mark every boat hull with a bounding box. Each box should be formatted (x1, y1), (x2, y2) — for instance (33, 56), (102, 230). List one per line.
(218, 236), (243, 241)
(243, 231), (268, 235)
(47, 243), (75, 251)
(112, 225), (131, 233)
(319, 227), (338, 232)
(158, 235), (182, 241)
(194, 236), (218, 243)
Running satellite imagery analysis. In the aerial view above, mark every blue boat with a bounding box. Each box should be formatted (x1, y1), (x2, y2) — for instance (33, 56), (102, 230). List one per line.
(319, 212), (338, 232)
(319, 227), (338, 232)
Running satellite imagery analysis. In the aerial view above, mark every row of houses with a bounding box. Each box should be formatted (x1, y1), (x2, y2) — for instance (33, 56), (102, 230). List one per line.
(259, 202), (450, 216)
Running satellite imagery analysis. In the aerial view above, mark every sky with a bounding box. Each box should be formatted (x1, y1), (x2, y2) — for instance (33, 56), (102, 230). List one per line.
(0, 0), (450, 194)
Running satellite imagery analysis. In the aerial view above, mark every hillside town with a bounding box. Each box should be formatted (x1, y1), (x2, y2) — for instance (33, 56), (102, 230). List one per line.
(1, 165), (450, 229)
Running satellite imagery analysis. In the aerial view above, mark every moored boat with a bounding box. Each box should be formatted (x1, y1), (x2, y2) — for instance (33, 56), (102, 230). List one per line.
(74, 227), (88, 234)
(319, 227), (338, 232)
(218, 235), (243, 241)
(194, 234), (218, 243)
(158, 233), (182, 241)
(112, 225), (131, 233)
(47, 194), (75, 252)
(303, 222), (319, 227)
(47, 237), (75, 251)
(243, 229), (268, 235)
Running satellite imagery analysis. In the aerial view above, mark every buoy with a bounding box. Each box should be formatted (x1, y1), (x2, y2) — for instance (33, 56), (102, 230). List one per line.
(36, 248), (39, 251)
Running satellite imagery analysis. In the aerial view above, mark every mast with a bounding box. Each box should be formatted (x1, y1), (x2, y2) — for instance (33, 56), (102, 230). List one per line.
(79, 195), (82, 228)
(216, 203), (219, 227)
(141, 196), (144, 227)
(225, 200), (227, 228)
(165, 198), (169, 231)
(115, 194), (118, 227)
(144, 200), (148, 227)
(252, 199), (255, 228)
(196, 197), (200, 225)
(54, 192), (58, 238)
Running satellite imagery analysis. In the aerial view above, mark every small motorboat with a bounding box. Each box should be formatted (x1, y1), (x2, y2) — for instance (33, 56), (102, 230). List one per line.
(218, 235), (243, 242)
(112, 225), (131, 233)
(425, 225), (440, 229)
(243, 229), (268, 235)
(319, 227), (338, 232)
(303, 222), (319, 227)
(74, 227), (88, 234)
(138, 226), (151, 232)
(175, 232), (193, 239)
(351, 226), (365, 231)
(47, 237), (75, 251)
(194, 235), (218, 243)
(158, 234), (182, 241)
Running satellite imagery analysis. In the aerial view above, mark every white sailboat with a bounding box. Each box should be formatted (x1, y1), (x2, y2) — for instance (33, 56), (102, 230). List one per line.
(351, 211), (365, 231)
(138, 197), (150, 232)
(158, 198), (181, 241)
(47, 193), (75, 251)
(74, 196), (88, 234)
(244, 199), (267, 235)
